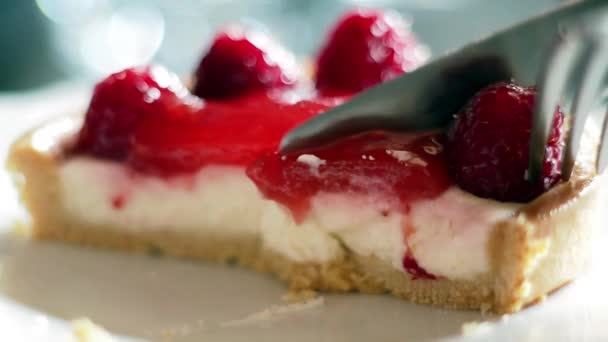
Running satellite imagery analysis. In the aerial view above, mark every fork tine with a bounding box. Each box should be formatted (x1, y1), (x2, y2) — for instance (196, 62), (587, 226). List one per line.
(562, 37), (608, 180)
(529, 36), (582, 184)
(597, 110), (608, 173)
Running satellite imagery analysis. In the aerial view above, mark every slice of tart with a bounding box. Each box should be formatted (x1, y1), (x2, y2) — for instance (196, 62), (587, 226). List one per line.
(6, 9), (603, 314)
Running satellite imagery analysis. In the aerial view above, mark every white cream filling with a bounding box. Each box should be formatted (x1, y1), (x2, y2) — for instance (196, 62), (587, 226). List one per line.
(58, 158), (520, 280)
(60, 160), (263, 236)
(409, 188), (519, 279)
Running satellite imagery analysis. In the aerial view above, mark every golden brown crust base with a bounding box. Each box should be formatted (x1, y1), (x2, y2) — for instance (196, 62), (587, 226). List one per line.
(6, 119), (602, 314)
(490, 175), (600, 312)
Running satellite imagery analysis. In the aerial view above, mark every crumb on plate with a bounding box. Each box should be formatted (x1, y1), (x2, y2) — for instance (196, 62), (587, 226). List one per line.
(72, 318), (114, 342)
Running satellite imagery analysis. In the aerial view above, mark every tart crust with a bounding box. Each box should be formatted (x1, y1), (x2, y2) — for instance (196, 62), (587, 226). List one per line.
(6, 118), (602, 313)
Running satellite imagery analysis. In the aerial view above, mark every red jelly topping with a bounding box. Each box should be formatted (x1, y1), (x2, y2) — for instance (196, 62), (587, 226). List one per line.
(130, 92), (333, 176)
(111, 194), (127, 210)
(403, 253), (436, 280)
(246, 132), (451, 222)
(247, 132), (448, 279)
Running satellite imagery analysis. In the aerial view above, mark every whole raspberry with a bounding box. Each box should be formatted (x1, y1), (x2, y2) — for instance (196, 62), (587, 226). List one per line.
(75, 66), (189, 160)
(446, 82), (564, 202)
(193, 26), (298, 99)
(315, 9), (424, 96)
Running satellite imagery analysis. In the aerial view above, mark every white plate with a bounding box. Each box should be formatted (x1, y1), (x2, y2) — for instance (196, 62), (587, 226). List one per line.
(0, 85), (607, 342)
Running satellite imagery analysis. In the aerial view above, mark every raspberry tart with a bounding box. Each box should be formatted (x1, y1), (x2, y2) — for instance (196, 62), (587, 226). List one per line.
(7, 9), (603, 313)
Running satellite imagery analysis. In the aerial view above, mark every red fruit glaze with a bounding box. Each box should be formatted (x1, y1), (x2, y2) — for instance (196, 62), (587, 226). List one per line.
(446, 82), (565, 202)
(111, 194), (126, 210)
(193, 27), (298, 99)
(315, 9), (423, 96)
(75, 66), (189, 160)
(247, 132), (451, 222)
(248, 132), (448, 279)
(403, 253), (436, 280)
(130, 93), (332, 175)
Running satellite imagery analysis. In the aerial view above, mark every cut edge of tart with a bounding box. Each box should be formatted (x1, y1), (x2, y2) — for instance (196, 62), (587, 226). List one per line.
(6, 113), (603, 314)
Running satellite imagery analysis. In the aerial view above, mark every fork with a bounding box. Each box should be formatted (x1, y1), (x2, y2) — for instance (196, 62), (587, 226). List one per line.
(531, 9), (608, 182)
(279, 0), (608, 184)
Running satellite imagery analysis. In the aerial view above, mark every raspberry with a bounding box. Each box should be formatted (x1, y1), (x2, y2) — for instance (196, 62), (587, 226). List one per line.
(193, 27), (298, 99)
(75, 66), (189, 160)
(446, 82), (564, 202)
(315, 9), (424, 96)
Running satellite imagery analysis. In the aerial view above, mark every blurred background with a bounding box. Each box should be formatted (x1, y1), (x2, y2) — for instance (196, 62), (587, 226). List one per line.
(0, 0), (564, 92)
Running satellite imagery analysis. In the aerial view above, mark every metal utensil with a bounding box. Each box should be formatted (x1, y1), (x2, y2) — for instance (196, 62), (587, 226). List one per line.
(530, 9), (608, 182)
(280, 0), (608, 183)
